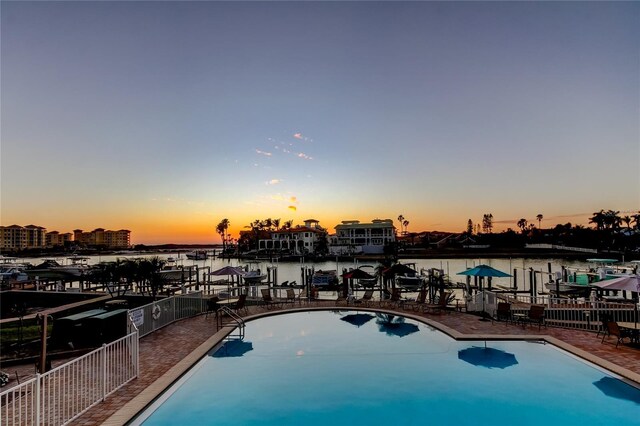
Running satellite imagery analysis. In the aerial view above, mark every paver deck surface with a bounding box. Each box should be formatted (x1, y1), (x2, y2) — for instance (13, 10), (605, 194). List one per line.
(7, 301), (640, 425)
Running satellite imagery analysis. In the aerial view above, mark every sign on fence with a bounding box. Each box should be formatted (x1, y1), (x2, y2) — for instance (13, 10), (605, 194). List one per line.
(130, 307), (144, 327)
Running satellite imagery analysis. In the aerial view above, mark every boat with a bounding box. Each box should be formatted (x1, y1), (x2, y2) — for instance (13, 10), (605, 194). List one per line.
(242, 269), (267, 284)
(543, 281), (592, 297)
(395, 275), (425, 290)
(26, 259), (83, 280)
(158, 264), (197, 281)
(185, 251), (208, 260)
(311, 270), (339, 287)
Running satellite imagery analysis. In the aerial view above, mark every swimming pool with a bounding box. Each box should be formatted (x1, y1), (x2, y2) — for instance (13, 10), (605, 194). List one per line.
(133, 311), (640, 425)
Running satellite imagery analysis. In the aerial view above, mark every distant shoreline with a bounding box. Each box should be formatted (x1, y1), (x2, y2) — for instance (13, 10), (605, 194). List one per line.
(3, 246), (631, 262)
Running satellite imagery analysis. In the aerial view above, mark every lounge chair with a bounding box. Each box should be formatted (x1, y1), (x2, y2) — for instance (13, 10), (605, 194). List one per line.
(260, 288), (281, 310)
(403, 289), (427, 312)
(380, 288), (404, 309)
(353, 290), (374, 307)
(423, 291), (453, 314)
(601, 320), (633, 348)
(494, 302), (512, 324)
(285, 288), (299, 306)
(518, 305), (546, 330)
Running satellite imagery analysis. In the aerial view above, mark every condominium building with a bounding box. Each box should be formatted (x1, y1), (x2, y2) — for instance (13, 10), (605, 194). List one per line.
(0, 225), (46, 250)
(45, 231), (73, 247)
(73, 228), (131, 248)
(330, 219), (396, 255)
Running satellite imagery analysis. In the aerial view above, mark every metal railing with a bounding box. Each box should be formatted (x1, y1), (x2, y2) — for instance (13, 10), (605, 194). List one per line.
(0, 331), (138, 426)
(467, 291), (638, 332)
(128, 291), (207, 337)
(216, 306), (245, 339)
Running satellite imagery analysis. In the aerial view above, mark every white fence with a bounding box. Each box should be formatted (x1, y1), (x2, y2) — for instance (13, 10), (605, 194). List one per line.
(468, 291), (638, 331)
(128, 292), (207, 337)
(0, 331), (138, 426)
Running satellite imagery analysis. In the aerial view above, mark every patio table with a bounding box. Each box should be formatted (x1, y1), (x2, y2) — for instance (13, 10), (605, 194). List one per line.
(617, 322), (640, 344)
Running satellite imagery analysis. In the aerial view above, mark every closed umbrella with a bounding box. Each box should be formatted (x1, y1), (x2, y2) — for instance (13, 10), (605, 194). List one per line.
(458, 265), (511, 321)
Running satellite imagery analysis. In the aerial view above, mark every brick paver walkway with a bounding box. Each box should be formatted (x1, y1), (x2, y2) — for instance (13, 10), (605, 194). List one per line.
(61, 302), (640, 425)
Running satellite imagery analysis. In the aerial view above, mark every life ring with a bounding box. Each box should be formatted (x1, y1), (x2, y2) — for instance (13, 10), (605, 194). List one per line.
(152, 305), (161, 320)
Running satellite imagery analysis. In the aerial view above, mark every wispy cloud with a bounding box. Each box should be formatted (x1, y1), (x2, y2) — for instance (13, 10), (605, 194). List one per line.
(293, 133), (303, 140)
(288, 205), (297, 211)
(297, 152), (313, 160)
(255, 149), (272, 157)
(266, 179), (281, 185)
(289, 196), (297, 203)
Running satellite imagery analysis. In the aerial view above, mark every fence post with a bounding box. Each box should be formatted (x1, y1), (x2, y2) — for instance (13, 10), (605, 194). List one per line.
(172, 296), (176, 322)
(35, 373), (41, 425)
(102, 343), (107, 401)
(135, 331), (140, 378)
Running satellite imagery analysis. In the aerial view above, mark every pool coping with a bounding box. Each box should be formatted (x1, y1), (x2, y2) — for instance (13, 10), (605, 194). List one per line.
(105, 306), (640, 425)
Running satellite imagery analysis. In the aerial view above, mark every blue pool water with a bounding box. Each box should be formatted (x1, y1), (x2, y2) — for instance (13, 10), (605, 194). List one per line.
(134, 311), (640, 425)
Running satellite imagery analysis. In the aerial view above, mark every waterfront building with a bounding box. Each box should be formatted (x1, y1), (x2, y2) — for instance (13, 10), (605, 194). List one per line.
(45, 231), (72, 247)
(73, 228), (131, 248)
(0, 224), (46, 250)
(331, 219), (396, 255)
(258, 219), (327, 255)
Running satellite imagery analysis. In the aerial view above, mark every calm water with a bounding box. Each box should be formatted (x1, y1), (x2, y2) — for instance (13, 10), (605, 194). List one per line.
(133, 311), (640, 426)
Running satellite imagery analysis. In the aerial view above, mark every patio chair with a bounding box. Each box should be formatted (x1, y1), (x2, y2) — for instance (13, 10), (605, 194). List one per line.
(424, 291), (453, 314)
(285, 288), (296, 304)
(403, 289), (427, 312)
(519, 305), (546, 330)
(231, 294), (248, 316)
(596, 312), (612, 338)
(205, 296), (220, 319)
(494, 302), (512, 324)
(261, 288), (281, 310)
(353, 290), (374, 307)
(601, 320), (633, 348)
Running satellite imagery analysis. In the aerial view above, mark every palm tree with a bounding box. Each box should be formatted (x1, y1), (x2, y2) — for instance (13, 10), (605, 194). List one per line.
(402, 220), (409, 236)
(589, 210), (606, 230)
(517, 218), (528, 233)
(397, 214), (405, 236)
(622, 215), (631, 230)
(536, 214), (543, 229)
(216, 218), (230, 252)
(272, 218), (281, 231)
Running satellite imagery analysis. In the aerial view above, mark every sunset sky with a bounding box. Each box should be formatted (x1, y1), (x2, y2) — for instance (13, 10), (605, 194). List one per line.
(1, 1), (638, 245)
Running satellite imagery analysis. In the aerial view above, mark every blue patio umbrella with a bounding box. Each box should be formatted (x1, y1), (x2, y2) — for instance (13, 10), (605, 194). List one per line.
(457, 264), (512, 278)
(458, 265), (511, 320)
(593, 376), (640, 404)
(458, 346), (518, 369)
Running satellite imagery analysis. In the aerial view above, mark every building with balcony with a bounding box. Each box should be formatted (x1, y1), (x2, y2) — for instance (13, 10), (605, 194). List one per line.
(0, 225), (47, 250)
(258, 219), (327, 255)
(330, 219), (396, 255)
(45, 231), (73, 247)
(73, 228), (131, 248)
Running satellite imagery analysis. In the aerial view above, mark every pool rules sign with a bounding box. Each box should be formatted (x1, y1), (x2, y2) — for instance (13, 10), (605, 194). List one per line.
(131, 307), (144, 328)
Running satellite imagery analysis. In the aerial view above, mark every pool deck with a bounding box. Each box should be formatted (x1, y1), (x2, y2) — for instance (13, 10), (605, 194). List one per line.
(55, 301), (640, 425)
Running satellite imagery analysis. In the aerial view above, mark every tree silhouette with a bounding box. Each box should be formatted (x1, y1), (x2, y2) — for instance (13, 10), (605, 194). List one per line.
(536, 214), (543, 228)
